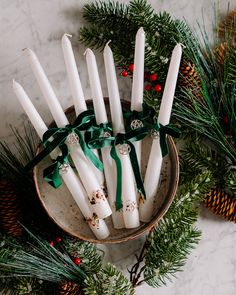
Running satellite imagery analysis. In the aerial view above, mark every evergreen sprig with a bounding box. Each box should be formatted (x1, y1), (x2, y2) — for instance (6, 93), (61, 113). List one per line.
(80, 0), (186, 74)
(174, 14), (236, 164)
(144, 170), (214, 287)
(83, 263), (134, 295)
(62, 236), (103, 275)
(180, 137), (229, 185)
(0, 228), (87, 285)
(0, 123), (38, 191)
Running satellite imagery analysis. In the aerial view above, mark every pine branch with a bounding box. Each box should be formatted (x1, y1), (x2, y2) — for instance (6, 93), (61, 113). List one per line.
(63, 236), (103, 276)
(0, 228), (87, 286)
(0, 123), (38, 191)
(82, 1), (129, 27)
(83, 263), (134, 295)
(143, 170), (214, 287)
(180, 137), (229, 185)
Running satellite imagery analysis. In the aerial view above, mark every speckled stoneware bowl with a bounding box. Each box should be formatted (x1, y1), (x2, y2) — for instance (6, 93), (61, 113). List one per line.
(34, 99), (179, 244)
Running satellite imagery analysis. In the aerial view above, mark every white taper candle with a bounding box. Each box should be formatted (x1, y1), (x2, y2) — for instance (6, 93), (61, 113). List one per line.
(130, 27), (145, 166)
(104, 43), (140, 229)
(103, 42), (125, 228)
(26, 48), (112, 219)
(13, 80), (109, 239)
(61, 33), (104, 186)
(84, 48), (123, 224)
(140, 43), (182, 222)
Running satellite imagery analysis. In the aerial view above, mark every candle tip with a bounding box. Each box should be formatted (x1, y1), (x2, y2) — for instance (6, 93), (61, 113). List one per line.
(137, 27), (145, 34)
(12, 79), (20, 90)
(174, 43), (183, 55)
(23, 48), (36, 58)
(83, 48), (93, 56)
(62, 33), (73, 42)
(104, 40), (112, 53)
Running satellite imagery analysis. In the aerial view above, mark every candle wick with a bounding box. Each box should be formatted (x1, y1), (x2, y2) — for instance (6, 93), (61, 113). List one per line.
(178, 43), (186, 49)
(64, 33), (73, 38)
(83, 48), (91, 56)
(106, 40), (112, 46)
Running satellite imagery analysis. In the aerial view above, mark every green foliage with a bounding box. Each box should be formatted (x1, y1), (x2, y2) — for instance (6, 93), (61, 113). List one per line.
(0, 228), (87, 286)
(63, 236), (103, 275)
(174, 14), (236, 165)
(83, 263), (134, 295)
(180, 137), (229, 185)
(144, 170), (214, 287)
(0, 124), (38, 189)
(80, 0), (186, 71)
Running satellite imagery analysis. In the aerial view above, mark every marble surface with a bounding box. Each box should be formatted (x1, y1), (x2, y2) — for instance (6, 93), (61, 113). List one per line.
(1, 0), (236, 294)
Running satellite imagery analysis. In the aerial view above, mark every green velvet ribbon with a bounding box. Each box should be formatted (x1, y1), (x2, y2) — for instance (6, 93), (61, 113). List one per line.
(43, 143), (69, 188)
(124, 104), (181, 157)
(85, 123), (147, 210)
(24, 110), (104, 188)
(149, 122), (181, 157)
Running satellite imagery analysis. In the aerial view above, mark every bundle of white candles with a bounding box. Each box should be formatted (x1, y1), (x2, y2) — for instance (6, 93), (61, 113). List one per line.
(13, 27), (182, 239)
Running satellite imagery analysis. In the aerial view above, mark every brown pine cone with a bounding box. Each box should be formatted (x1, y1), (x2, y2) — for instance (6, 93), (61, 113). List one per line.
(57, 281), (83, 295)
(203, 188), (236, 222)
(214, 42), (226, 64)
(0, 178), (23, 236)
(218, 10), (236, 40)
(179, 62), (202, 102)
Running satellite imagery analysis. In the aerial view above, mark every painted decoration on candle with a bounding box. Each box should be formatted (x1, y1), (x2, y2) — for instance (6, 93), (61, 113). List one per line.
(90, 189), (107, 205)
(125, 200), (138, 212)
(86, 213), (100, 229)
(66, 132), (80, 145)
(59, 163), (70, 174)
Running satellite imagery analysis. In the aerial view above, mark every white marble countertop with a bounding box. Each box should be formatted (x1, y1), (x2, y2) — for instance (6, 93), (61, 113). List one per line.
(0, 1), (236, 294)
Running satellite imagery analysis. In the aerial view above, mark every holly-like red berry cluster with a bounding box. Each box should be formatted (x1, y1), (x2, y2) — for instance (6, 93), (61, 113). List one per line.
(49, 236), (81, 266)
(121, 64), (162, 93)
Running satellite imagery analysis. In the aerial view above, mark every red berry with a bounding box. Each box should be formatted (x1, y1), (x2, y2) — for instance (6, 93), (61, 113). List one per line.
(49, 241), (54, 247)
(154, 84), (162, 92)
(223, 116), (229, 124)
(150, 73), (158, 81)
(145, 84), (152, 91)
(55, 236), (62, 243)
(121, 70), (128, 77)
(128, 63), (134, 72)
(74, 257), (81, 265)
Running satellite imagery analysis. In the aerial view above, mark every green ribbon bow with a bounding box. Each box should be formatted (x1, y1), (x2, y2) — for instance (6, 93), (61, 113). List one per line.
(124, 104), (181, 157)
(43, 143), (69, 188)
(86, 124), (147, 210)
(150, 122), (181, 157)
(24, 110), (104, 188)
(124, 103), (155, 126)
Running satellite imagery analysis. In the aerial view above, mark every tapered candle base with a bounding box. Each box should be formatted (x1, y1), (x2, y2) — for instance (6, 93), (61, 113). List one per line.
(111, 207), (125, 229)
(87, 215), (110, 239)
(123, 200), (140, 228)
(139, 196), (155, 222)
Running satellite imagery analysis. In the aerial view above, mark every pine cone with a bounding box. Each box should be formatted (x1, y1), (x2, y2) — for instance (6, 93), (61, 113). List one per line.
(218, 10), (236, 40)
(179, 62), (202, 101)
(203, 188), (236, 222)
(214, 42), (226, 65)
(58, 281), (83, 295)
(0, 178), (23, 236)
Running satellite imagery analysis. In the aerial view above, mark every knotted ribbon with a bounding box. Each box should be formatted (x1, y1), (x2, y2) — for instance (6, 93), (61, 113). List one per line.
(25, 110), (103, 188)
(43, 143), (69, 188)
(124, 104), (181, 157)
(85, 123), (147, 210)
